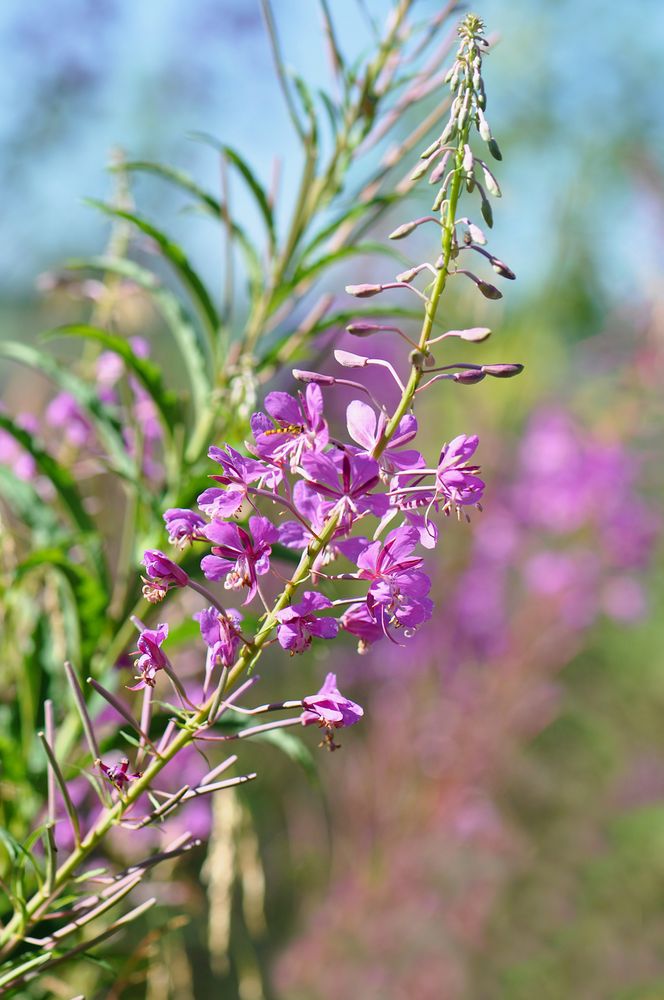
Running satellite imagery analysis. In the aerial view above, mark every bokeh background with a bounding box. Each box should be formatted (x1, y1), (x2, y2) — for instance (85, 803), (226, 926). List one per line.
(1, 1), (664, 997)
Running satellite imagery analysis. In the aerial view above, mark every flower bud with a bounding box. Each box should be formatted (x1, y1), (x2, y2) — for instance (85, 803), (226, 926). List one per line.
(345, 283), (383, 298)
(421, 138), (441, 160)
(448, 326), (492, 342)
(429, 150), (451, 185)
(481, 163), (501, 197)
(410, 159), (431, 182)
(396, 266), (421, 283)
(480, 192), (493, 228)
(491, 257), (516, 280)
(467, 221), (487, 245)
(476, 278), (503, 300)
(346, 322), (384, 336)
(334, 350), (368, 368)
(409, 349), (427, 369)
(440, 119), (456, 145)
(453, 370), (486, 384)
(462, 144), (474, 174)
(477, 109), (491, 142)
(432, 189), (447, 212)
(488, 137), (502, 161)
(481, 363), (524, 378)
(389, 220), (419, 240)
(292, 370), (336, 385)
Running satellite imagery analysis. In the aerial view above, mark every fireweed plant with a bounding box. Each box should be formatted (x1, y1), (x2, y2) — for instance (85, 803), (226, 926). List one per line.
(0, 8), (523, 991)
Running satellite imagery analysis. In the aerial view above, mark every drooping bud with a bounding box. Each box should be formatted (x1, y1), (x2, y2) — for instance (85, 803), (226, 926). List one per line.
(476, 278), (503, 300)
(345, 283), (383, 298)
(480, 190), (493, 228)
(346, 322), (385, 336)
(429, 150), (452, 185)
(488, 137), (502, 161)
(477, 108), (491, 142)
(447, 326), (492, 342)
(396, 265), (423, 283)
(453, 370), (486, 384)
(334, 350), (369, 368)
(490, 257), (516, 280)
(481, 363), (524, 378)
(292, 370), (336, 385)
(462, 144), (474, 174)
(480, 162), (501, 197)
(388, 216), (439, 240)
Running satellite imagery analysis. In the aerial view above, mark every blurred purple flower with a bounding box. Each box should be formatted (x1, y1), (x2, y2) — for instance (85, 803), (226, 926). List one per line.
(45, 392), (93, 448)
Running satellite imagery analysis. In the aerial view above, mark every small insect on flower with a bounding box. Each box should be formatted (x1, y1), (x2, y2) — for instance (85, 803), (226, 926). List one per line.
(96, 757), (141, 790)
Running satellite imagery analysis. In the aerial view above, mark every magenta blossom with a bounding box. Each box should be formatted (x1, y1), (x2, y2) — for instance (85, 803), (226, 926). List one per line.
(46, 392), (93, 448)
(301, 672), (364, 749)
(97, 757), (141, 790)
(201, 515), (278, 604)
(341, 601), (392, 651)
(354, 526), (433, 634)
(142, 550), (189, 602)
(436, 434), (485, 508)
(275, 592), (339, 654)
(194, 606), (243, 691)
(199, 445), (275, 519)
(251, 384), (328, 471)
(128, 623), (168, 690)
(346, 400), (423, 475)
(163, 508), (207, 546)
(299, 449), (388, 531)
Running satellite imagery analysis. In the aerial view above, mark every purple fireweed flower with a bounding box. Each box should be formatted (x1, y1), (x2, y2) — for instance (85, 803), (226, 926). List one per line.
(251, 384), (328, 471)
(163, 508), (207, 547)
(201, 515), (278, 604)
(46, 392), (93, 448)
(128, 623), (168, 690)
(199, 445), (276, 519)
(346, 400), (423, 475)
(353, 526), (433, 634)
(436, 434), (485, 509)
(301, 672), (363, 750)
(340, 602), (388, 652)
(97, 757), (141, 790)
(275, 592), (339, 654)
(142, 550), (189, 602)
(194, 606), (243, 691)
(299, 449), (388, 531)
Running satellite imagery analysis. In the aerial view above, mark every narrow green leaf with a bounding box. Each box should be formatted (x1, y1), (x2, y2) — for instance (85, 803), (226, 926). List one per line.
(0, 466), (65, 544)
(291, 240), (407, 289)
(300, 193), (398, 261)
(0, 412), (96, 539)
(190, 133), (275, 248)
(16, 550), (109, 665)
(252, 727), (319, 785)
(86, 200), (220, 344)
(66, 256), (211, 427)
(45, 325), (181, 436)
(115, 159), (221, 215)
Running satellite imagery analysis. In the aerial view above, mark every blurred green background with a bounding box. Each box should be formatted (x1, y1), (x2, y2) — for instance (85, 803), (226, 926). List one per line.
(1, 1), (663, 997)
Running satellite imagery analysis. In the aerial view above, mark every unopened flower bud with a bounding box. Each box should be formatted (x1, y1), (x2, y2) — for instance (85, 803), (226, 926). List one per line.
(432, 189), (447, 212)
(410, 159), (431, 181)
(346, 322), (384, 336)
(476, 278), (503, 300)
(421, 138), (441, 160)
(467, 222), (487, 245)
(480, 192), (493, 228)
(292, 369), (336, 385)
(429, 150), (451, 185)
(481, 363), (524, 378)
(334, 350), (368, 368)
(389, 220), (419, 240)
(481, 163), (501, 197)
(465, 175), (476, 194)
(488, 137), (502, 161)
(409, 349), (427, 369)
(448, 326), (492, 342)
(345, 283), (383, 298)
(396, 266), (421, 283)
(440, 119), (456, 145)
(463, 144), (474, 174)
(477, 109), (491, 142)
(453, 370), (486, 384)
(491, 257), (516, 280)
